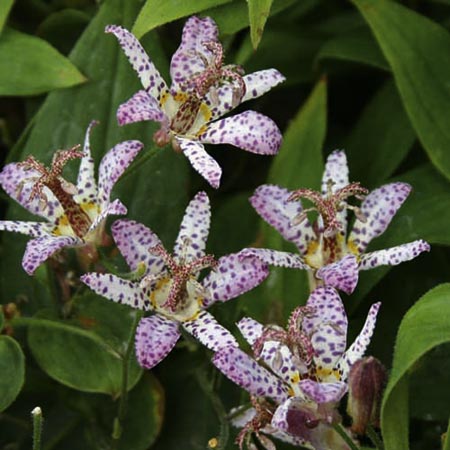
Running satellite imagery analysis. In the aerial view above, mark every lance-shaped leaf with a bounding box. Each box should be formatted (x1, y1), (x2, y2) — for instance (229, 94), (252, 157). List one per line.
(0, 0), (13, 33)
(248, 0), (273, 49)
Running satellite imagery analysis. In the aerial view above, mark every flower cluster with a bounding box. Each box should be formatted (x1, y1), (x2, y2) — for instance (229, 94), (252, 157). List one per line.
(0, 15), (431, 450)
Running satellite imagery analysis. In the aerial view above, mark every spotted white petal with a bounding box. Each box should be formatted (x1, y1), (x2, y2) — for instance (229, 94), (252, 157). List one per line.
(316, 254), (359, 294)
(0, 220), (52, 238)
(299, 379), (347, 404)
(117, 90), (168, 126)
(239, 248), (308, 269)
(237, 316), (264, 346)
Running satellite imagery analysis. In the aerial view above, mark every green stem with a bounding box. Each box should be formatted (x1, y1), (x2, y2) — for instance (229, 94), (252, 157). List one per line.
(332, 423), (360, 450)
(112, 310), (143, 445)
(32, 407), (43, 450)
(367, 425), (384, 450)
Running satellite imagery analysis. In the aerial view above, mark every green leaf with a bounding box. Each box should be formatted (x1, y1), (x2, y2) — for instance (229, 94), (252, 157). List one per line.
(352, 0), (450, 181)
(381, 284), (450, 450)
(26, 297), (142, 396)
(344, 79), (415, 188)
(0, 335), (25, 411)
(132, 0), (232, 39)
(248, 0), (274, 49)
(0, 0), (13, 33)
(0, 28), (86, 96)
(444, 420), (450, 450)
(316, 29), (388, 71)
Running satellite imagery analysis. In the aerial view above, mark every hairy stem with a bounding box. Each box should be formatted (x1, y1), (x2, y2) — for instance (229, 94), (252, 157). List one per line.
(367, 425), (384, 450)
(332, 423), (360, 450)
(32, 407), (43, 450)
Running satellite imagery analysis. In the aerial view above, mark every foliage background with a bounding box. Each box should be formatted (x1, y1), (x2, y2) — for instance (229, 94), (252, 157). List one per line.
(0, 0), (449, 449)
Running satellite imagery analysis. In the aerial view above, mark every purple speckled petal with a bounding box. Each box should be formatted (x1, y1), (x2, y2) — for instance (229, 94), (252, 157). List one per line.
(75, 121), (98, 204)
(237, 316), (264, 346)
(135, 314), (180, 369)
(88, 198), (127, 232)
(359, 240), (430, 270)
(176, 137), (222, 189)
(97, 140), (143, 207)
(316, 254), (359, 294)
(202, 252), (269, 307)
(239, 248), (308, 269)
(199, 111), (282, 155)
(80, 272), (151, 310)
(105, 25), (168, 100)
(23, 235), (80, 275)
(111, 219), (164, 275)
(174, 191), (210, 261)
(0, 162), (63, 222)
(207, 69), (286, 121)
(250, 184), (315, 255)
(303, 287), (348, 370)
(212, 346), (289, 403)
(117, 90), (168, 127)
(321, 150), (349, 232)
(349, 182), (412, 253)
(299, 379), (347, 404)
(0, 220), (52, 237)
(170, 16), (218, 92)
(183, 310), (237, 351)
(338, 302), (381, 380)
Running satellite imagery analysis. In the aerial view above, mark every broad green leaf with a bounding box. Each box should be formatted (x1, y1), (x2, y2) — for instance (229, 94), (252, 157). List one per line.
(1, 0), (189, 309)
(27, 299), (142, 396)
(206, 0), (301, 36)
(0, 336), (25, 411)
(248, 0), (274, 49)
(244, 80), (327, 322)
(132, 0), (232, 39)
(344, 79), (415, 188)
(316, 29), (388, 71)
(0, 0), (13, 33)
(0, 28), (86, 96)
(381, 284), (450, 450)
(352, 0), (450, 181)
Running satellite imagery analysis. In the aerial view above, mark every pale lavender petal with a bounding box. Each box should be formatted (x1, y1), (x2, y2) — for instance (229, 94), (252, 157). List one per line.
(349, 182), (412, 253)
(202, 252), (269, 307)
(97, 140), (143, 206)
(117, 90), (168, 126)
(75, 120), (98, 204)
(237, 316), (264, 345)
(170, 16), (218, 92)
(299, 379), (347, 403)
(199, 111), (282, 155)
(250, 184), (315, 255)
(316, 254), (359, 294)
(176, 137), (222, 189)
(0, 162), (63, 221)
(105, 25), (168, 100)
(338, 302), (381, 380)
(88, 199), (127, 232)
(359, 240), (430, 270)
(174, 191), (210, 260)
(239, 248), (308, 269)
(80, 272), (151, 310)
(212, 346), (289, 402)
(111, 219), (164, 275)
(23, 235), (80, 275)
(0, 220), (52, 237)
(135, 315), (180, 369)
(303, 287), (348, 370)
(229, 406), (256, 428)
(183, 310), (237, 351)
(207, 69), (286, 121)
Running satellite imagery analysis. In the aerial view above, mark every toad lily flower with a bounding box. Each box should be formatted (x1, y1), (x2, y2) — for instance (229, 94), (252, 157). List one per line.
(213, 286), (381, 450)
(242, 150), (430, 294)
(0, 121), (143, 274)
(106, 16), (285, 188)
(81, 192), (269, 369)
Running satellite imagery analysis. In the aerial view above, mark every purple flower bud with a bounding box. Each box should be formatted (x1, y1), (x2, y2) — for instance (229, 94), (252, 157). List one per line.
(347, 356), (387, 435)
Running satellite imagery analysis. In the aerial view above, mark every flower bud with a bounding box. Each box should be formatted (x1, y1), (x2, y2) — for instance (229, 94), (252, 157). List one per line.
(347, 356), (387, 435)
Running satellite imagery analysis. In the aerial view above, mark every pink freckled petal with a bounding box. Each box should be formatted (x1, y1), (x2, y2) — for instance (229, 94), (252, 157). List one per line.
(89, 198), (127, 232)
(0, 220), (52, 238)
(299, 379), (347, 403)
(236, 317), (264, 345)
(183, 310), (237, 352)
(199, 111), (282, 155)
(135, 315), (180, 369)
(117, 90), (167, 127)
(316, 254), (359, 294)
(239, 248), (308, 269)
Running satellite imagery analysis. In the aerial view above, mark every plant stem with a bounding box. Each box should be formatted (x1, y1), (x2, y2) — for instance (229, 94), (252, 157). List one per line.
(112, 310), (143, 445)
(332, 423), (360, 450)
(367, 425), (384, 450)
(32, 407), (43, 450)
